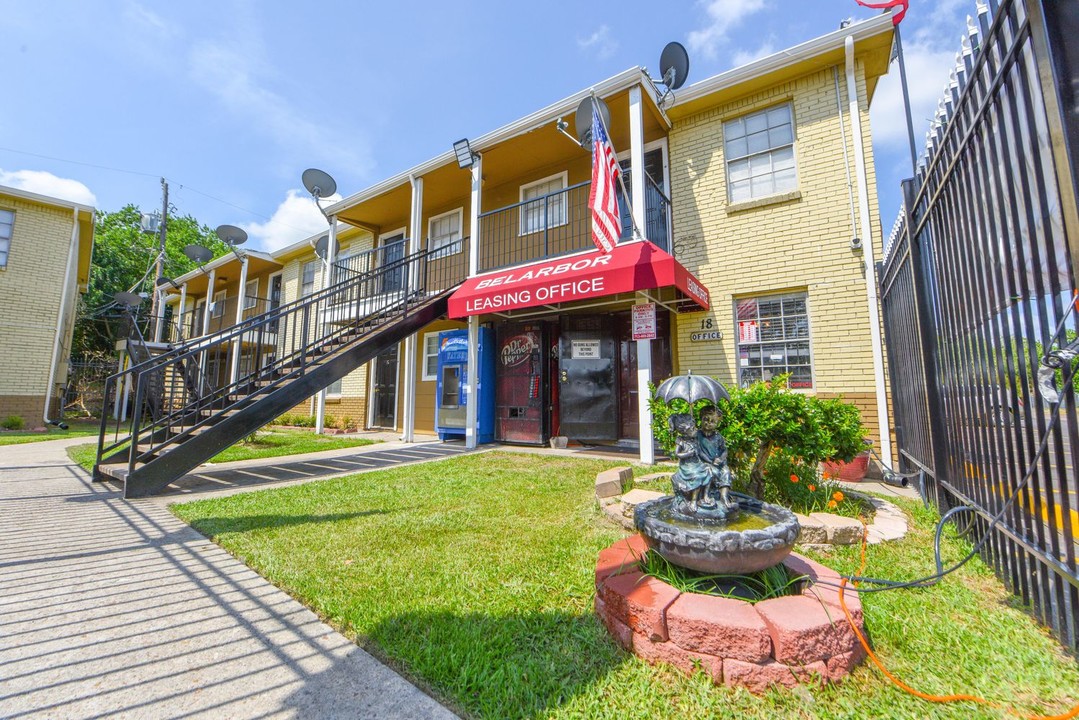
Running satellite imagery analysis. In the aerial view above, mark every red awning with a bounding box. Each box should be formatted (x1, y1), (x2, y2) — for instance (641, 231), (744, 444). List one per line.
(448, 241), (710, 318)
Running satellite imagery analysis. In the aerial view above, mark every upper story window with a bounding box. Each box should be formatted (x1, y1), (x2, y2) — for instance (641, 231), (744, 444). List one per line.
(0, 209), (14, 268)
(301, 259), (319, 296)
(735, 292), (812, 389)
(724, 104), (797, 203)
(243, 279), (259, 310)
(211, 290), (226, 319)
(429, 208), (463, 256)
(520, 172), (567, 235)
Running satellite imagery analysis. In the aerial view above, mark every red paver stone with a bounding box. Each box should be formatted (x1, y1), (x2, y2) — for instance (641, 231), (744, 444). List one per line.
(666, 593), (773, 662)
(598, 571), (680, 641)
(595, 535), (647, 585)
(824, 646), (867, 680)
(722, 658), (799, 693)
(631, 632), (717, 676)
(755, 594), (858, 665)
(594, 595), (633, 650)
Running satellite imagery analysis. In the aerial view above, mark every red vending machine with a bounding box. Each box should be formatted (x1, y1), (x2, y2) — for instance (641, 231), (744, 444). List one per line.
(494, 322), (548, 445)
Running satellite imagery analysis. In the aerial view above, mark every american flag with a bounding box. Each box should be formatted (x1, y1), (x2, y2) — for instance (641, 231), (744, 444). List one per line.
(588, 106), (621, 254)
(853, 0), (908, 25)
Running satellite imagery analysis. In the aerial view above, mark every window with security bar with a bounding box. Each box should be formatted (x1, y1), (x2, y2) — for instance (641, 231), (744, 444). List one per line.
(724, 104), (797, 203)
(519, 173), (567, 235)
(735, 292), (812, 389)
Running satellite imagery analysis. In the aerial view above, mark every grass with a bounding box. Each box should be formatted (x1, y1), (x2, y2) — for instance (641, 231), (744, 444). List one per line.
(0, 419), (102, 445)
(171, 452), (1079, 720)
(65, 428), (378, 472)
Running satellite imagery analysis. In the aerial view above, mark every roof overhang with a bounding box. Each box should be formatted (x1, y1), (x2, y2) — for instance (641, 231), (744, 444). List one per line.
(447, 241), (710, 319)
(167, 249), (280, 297)
(667, 14), (895, 120)
(0, 184), (96, 291)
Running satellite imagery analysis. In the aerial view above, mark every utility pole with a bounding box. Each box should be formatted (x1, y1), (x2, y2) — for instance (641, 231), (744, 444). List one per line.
(151, 178), (169, 342)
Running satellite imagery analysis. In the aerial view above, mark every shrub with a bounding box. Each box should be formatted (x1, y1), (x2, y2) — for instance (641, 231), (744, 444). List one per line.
(325, 414), (339, 430)
(650, 373), (867, 499)
(275, 412), (315, 428)
(341, 416), (354, 432)
(2, 415), (26, 431)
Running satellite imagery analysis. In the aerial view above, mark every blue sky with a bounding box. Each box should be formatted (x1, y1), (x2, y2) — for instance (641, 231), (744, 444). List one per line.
(1, 0), (972, 252)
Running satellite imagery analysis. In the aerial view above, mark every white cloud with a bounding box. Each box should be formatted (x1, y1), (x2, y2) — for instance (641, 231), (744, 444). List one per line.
(242, 188), (341, 252)
(731, 38), (776, 68)
(0, 169), (97, 206)
(578, 25), (618, 60)
(187, 39), (370, 175)
(687, 0), (768, 60)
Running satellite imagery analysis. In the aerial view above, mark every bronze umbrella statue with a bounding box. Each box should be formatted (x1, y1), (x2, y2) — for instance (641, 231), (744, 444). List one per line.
(654, 371), (729, 406)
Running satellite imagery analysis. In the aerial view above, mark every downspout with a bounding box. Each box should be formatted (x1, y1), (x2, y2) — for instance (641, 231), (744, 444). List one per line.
(845, 35), (893, 466)
(43, 208), (80, 428)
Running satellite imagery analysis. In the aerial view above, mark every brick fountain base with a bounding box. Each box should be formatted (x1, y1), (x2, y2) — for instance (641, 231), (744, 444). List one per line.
(594, 535), (867, 694)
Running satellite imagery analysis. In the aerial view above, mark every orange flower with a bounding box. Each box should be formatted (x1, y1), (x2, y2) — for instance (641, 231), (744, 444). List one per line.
(790, 474), (799, 483)
(808, 484), (816, 492)
(822, 472), (832, 480)
(827, 499), (838, 509)
(832, 491), (845, 502)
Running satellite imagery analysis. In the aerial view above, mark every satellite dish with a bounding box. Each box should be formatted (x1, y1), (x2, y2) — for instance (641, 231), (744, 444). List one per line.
(302, 168), (337, 199)
(183, 244), (213, 264)
(215, 224), (248, 246)
(113, 291), (143, 308)
(574, 96), (611, 147)
(314, 234), (339, 260)
(659, 41), (690, 90)
(155, 276), (177, 288)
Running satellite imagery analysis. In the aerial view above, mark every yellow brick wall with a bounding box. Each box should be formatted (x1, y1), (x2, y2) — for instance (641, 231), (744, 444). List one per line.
(669, 60), (886, 445)
(0, 196), (77, 422)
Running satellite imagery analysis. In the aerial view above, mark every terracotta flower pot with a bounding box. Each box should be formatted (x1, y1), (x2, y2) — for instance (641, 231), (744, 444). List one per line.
(822, 451), (870, 482)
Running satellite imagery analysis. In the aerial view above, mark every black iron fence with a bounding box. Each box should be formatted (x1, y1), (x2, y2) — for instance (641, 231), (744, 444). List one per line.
(477, 176), (671, 272)
(879, 0), (1079, 651)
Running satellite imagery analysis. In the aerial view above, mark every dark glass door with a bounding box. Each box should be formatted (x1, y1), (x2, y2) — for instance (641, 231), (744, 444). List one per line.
(558, 315), (617, 442)
(380, 235), (406, 293)
(371, 345), (398, 428)
(616, 309), (672, 439)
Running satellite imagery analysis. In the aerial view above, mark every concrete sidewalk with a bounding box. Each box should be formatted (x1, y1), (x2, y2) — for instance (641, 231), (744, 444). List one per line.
(0, 437), (460, 719)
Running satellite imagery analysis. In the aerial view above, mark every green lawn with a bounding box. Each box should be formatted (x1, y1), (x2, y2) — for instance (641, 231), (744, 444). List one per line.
(0, 419), (101, 445)
(66, 428), (378, 472)
(170, 452), (1078, 720)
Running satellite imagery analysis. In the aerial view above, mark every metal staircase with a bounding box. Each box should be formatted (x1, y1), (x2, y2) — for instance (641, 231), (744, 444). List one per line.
(94, 242), (465, 498)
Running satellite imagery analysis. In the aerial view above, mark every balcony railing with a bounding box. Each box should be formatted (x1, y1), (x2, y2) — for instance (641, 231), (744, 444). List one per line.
(477, 176), (670, 273)
(166, 294), (275, 343)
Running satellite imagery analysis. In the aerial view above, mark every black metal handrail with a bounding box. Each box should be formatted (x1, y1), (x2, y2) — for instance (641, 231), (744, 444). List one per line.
(95, 242), (466, 475)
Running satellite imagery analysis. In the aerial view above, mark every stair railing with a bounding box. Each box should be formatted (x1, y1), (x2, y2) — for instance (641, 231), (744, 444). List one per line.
(95, 239), (466, 478)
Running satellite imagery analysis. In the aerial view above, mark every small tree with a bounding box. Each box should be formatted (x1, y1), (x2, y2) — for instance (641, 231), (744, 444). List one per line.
(651, 374), (866, 498)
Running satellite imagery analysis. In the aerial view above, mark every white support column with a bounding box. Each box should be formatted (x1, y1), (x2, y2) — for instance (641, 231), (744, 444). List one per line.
(465, 155), (482, 449)
(315, 217), (337, 434)
(178, 283), (188, 339)
(846, 37), (893, 466)
(629, 87), (655, 464)
(402, 175), (423, 442)
(229, 254), (249, 386)
(202, 268), (216, 335)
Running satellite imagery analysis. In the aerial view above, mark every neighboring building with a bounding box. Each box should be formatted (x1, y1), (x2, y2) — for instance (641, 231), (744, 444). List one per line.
(159, 14), (895, 464)
(0, 185), (95, 425)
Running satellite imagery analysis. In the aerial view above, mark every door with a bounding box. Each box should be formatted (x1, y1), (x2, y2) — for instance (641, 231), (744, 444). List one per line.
(558, 315), (617, 442)
(618, 146), (669, 251)
(616, 309), (673, 439)
(495, 322), (547, 444)
(380, 235), (406, 293)
(370, 345), (399, 428)
(267, 273), (283, 333)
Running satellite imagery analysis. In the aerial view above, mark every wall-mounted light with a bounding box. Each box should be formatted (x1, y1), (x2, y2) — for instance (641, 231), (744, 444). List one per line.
(453, 138), (478, 169)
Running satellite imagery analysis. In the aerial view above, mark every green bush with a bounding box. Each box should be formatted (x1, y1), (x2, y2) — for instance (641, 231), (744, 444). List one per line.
(275, 412), (315, 428)
(650, 373), (867, 499)
(2, 415), (26, 431)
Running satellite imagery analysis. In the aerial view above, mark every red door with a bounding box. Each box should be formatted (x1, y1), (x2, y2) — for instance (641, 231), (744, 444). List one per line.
(495, 322), (547, 444)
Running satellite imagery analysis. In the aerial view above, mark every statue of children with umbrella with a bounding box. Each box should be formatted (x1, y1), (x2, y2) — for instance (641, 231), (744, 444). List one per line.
(656, 373), (740, 519)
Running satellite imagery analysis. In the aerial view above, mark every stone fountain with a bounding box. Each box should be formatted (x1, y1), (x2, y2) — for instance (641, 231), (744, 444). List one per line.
(594, 373), (865, 693)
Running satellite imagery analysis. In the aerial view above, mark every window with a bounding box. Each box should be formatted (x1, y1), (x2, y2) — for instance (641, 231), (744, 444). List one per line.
(211, 290), (226, 319)
(0, 209), (13, 268)
(429, 208), (463, 256)
(301, 259), (319, 296)
(422, 332), (440, 381)
(724, 104), (797, 203)
(243, 279), (259, 310)
(735, 292), (812, 389)
(327, 377), (343, 396)
(519, 173), (567, 235)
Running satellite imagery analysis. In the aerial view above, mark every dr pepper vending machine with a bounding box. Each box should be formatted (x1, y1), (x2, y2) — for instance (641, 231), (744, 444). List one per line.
(435, 328), (494, 443)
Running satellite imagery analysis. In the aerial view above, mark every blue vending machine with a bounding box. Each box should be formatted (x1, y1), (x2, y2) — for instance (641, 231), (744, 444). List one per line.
(435, 327), (494, 443)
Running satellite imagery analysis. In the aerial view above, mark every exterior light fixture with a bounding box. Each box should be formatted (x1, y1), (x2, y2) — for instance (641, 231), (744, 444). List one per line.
(453, 138), (478, 169)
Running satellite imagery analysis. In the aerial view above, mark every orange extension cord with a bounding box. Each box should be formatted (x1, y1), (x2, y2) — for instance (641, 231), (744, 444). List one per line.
(837, 524), (1079, 720)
